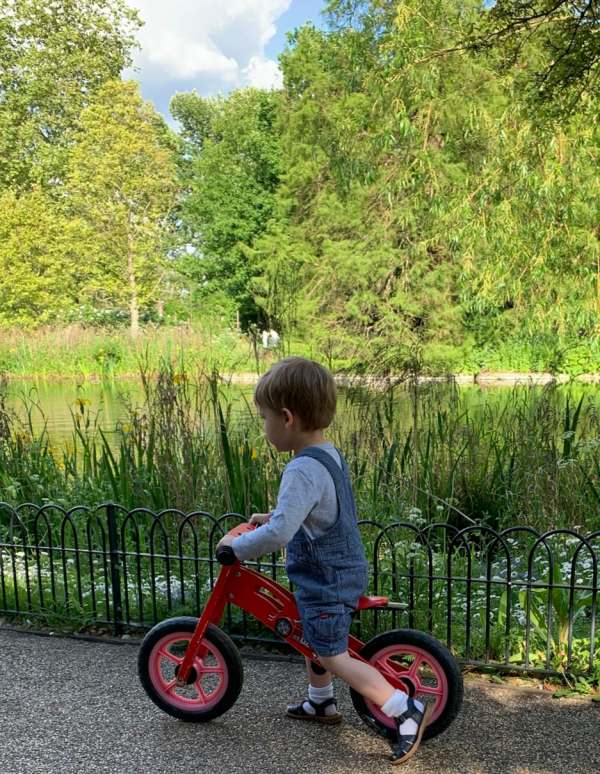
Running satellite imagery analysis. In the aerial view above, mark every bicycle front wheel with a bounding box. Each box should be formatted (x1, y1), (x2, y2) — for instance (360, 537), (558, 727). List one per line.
(138, 617), (243, 722)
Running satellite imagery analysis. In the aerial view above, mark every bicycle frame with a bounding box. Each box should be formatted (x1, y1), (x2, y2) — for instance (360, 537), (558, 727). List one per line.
(176, 558), (406, 692)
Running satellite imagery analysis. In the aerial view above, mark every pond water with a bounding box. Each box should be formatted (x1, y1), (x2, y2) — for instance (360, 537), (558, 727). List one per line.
(4, 378), (259, 444)
(5, 376), (600, 447)
(6, 379), (146, 440)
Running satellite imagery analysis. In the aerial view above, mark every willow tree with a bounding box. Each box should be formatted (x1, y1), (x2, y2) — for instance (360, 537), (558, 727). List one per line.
(252, 0), (503, 373)
(68, 80), (179, 337)
(456, 114), (600, 369)
(469, 0), (600, 117)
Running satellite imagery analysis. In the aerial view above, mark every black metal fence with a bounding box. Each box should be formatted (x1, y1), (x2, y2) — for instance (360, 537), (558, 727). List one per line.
(1, 501), (598, 677)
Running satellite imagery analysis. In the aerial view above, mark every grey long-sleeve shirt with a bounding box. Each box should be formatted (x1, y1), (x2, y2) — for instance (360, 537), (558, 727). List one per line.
(231, 443), (341, 561)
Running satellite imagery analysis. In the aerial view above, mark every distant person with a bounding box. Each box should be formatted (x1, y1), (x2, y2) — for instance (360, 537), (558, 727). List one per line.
(218, 357), (432, 764)
(261, 328), (281, 349)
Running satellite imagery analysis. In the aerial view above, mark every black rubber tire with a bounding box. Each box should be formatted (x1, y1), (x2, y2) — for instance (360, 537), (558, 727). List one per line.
(350, 629), (463, 742)
(138, 617), (243, 722)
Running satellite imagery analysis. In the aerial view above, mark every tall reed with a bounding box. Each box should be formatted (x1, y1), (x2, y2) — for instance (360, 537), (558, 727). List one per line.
(1, 363), (600, 533)
(0, 324), (255, 379)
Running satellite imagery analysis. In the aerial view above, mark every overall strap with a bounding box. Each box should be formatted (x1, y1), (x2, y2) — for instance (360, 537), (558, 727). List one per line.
(294, 446), (352, 512)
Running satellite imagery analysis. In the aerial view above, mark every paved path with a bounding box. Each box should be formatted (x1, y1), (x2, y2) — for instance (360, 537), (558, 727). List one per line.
(1, 628), (598, 774)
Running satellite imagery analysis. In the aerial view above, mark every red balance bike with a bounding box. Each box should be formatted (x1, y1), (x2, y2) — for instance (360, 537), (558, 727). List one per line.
(138, 523), (463, 742)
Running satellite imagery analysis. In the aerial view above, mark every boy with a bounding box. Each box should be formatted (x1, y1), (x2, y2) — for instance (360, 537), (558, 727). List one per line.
(217, 357), (432, 764)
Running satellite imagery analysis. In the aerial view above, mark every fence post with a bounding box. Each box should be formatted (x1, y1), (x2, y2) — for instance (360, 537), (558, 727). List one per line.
(106, 502), (123, 636)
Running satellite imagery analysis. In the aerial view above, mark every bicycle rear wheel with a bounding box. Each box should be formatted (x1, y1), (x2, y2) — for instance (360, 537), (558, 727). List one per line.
(350, 628), (463, 741)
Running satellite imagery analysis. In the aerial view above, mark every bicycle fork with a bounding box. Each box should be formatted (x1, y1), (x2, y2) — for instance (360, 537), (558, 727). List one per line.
(176, 565), (233, 685)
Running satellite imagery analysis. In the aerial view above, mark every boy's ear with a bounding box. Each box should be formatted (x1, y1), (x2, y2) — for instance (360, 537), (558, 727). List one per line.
(281, 408), (294, 427)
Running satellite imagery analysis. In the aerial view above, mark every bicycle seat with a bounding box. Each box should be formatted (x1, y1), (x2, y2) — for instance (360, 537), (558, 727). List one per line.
(356, 595), (388, 610)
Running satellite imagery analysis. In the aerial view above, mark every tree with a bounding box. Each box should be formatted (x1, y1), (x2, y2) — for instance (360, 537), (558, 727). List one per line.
(468, 1), (600, 116)
(0, 0), (141, 192)
(67, 80), (179, 337)
(458, 117), (600, 352)
(170, 89), (282, 327)
(0, 188), (92, 326)
(254, 1), (501, 372)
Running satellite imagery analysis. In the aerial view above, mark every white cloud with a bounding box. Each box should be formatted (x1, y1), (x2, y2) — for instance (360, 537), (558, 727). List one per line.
(244, 56), (284, 89)
(126, 0), (290, 115)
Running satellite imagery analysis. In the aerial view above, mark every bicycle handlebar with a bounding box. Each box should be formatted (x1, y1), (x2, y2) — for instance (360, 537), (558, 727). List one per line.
(215, 522), (257, 565)
(215, 545), (237, 565)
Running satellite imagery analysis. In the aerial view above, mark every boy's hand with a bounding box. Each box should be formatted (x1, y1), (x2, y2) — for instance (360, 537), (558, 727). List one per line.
(249, 512), (271, 526)
(217, 534), (235, 550)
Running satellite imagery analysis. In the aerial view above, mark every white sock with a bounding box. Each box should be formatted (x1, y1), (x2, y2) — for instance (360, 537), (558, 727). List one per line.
(381, 690), (423, 736)
(381, 689), (408, 717)
(302, 682), (337, 715)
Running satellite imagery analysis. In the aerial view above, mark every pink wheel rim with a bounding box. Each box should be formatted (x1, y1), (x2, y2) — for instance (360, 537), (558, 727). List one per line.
(148, 631), (229, 711)
(365, 643), (448, 729)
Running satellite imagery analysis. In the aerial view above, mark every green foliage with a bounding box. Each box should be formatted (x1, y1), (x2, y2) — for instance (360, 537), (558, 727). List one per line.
(67, 80), (179, 337)
(469, 1), (600, 117)
(2, 367), (600, 678)
(0, 188), (92, 326)
(4, 0), (600, 371)
(0, 2), (180, 338)
(240, 1), (503, 370)
(5, 362), (600, 533)
(458, 120), (600, 348)
(0, 325), (256, 379)
(0, 0), (141, 191)
(170, 89), (282, 327)
(224, 0), (600, 372)
(518, 567), (592, 661)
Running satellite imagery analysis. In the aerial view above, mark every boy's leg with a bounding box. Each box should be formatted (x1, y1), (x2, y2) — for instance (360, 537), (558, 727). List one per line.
(319, 651), (393, 705)
(286, 656), (342, 723)
(319, 652), (432, 765)
(305, 656), (331, 687)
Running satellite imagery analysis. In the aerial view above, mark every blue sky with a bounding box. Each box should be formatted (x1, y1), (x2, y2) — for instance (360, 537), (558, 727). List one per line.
(125, 0), (326, 123)
(265, 0), (325, 59)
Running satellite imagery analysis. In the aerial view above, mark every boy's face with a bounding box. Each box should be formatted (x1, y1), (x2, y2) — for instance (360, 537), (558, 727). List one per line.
(256, 404), (297, 452)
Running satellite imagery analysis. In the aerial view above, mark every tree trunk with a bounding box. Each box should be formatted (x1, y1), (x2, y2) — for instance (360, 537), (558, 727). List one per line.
(127, 225), (139, 338)
(597, 252), (600, 323)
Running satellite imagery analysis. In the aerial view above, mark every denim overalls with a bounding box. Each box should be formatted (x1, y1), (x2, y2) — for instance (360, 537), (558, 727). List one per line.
(286, 446), (369, 657)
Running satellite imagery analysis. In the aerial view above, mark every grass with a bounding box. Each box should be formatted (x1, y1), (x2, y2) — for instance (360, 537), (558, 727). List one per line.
(6, 323), (600, 381)
(0, 323), (257, 380)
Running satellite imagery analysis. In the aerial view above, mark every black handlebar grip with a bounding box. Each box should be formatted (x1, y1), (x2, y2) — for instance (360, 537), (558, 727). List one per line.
(216, 545), (236, 565)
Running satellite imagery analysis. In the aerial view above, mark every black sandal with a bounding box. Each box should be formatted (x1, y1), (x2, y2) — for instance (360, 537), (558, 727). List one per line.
(390, 698), (433, 765)
(286, 697), (342, 725)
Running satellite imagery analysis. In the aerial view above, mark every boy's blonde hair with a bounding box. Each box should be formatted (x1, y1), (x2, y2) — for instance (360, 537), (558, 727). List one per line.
(254, 357), (337, 431)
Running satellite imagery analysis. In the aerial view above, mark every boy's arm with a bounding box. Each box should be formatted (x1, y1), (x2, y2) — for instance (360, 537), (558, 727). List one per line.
(231, 467), (317, 561)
